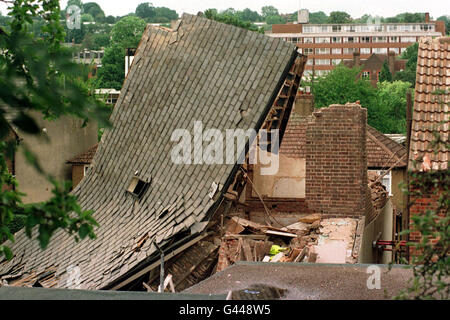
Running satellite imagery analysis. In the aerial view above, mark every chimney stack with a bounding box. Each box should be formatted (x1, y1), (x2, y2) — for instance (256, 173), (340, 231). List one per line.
(425, 12), (430, 23)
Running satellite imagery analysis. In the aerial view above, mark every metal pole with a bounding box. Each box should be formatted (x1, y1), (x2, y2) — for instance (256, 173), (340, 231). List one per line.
(154, 243), (164, 293)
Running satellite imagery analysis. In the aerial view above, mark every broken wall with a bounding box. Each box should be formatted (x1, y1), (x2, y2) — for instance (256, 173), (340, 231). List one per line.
(359, 199), (394, 264)
(305, 104), (367, 217)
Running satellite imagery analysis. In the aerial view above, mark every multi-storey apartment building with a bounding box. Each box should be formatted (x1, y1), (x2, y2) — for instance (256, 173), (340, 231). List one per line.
(267, 13), (445, 77)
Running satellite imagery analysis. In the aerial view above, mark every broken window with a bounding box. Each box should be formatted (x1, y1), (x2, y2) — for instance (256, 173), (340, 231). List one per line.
(127, 176), (150, 198)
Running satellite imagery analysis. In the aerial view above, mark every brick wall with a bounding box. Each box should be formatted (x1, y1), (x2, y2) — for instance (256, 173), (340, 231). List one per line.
(305, 103), (367, 217)
(409, 186), (443, 250)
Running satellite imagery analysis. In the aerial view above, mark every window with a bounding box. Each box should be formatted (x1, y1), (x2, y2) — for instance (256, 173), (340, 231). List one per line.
(388, 25), (397, 31)
(332, 59), (342, 65)
(401, 37), (416, 43)
(389, 36), (398, 43)
(361, 48), (371, 54)
(306, 59), (314, 66)
(361, 36), (370, 43)
(343, 48), (357, 54)
(332, 37), (341, 43)
(373, 48), (388, 54)
(362, 71), (370, 79)
(315, 59), (330, 65)
(127, 176), (151, 198)
(315, 48), (330, 54)
(292, 37), (299, 44)
(332, 25), (341, 32)
(316, 37), (330, 44)
(343, 37), (358, 43)
(304, 48), (314, 55)
(332, 48), (342, 54)
(303, 26), (314, 33)
(304, 37), (314, 44)
(321, 25), (329, 32)
(372, 36), (387, 43)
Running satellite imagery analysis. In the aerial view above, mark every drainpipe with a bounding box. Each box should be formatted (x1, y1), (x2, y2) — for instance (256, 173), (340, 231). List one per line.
(405, 90), (413, 263)
(154, 243), (165, 292)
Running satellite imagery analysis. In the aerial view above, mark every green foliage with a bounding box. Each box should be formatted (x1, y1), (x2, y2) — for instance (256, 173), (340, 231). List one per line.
(97, 44), (125, 90)
(261, 6), (278, 19)
(328, 11), (352, 24)
(110, 15), (146, 49)
(375, 81), (411, 133)
(235, 8), (261, 22)
(81, 13), (94, 23)
(83, 2), (105, 22)
(0, 0), (111, 260)
(135, 2), (155, 20)
(309, 11), (328, 24)
(153, 7), (178, 23)
(379, 61), (393, 83)
(394, 43), (419, 87)
(307, 66), (412, 134)
(204, 9), (261, 33)
(266, 15), (286, 25)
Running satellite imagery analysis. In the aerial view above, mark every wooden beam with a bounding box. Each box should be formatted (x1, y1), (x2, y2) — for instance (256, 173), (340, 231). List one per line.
(109, 232), (210, 290)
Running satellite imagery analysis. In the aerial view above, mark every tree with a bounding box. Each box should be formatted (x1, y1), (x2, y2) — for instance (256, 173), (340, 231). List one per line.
(81, 13), (94, 23)
(65, 0), (83, 10)
(375, 81), (412, 133)
(236, 8), (261, 22)
(261, 6), (278, 20)
(104, 15), (116, 24)
(379, 60), (393, 82)
(97, 44), (125, 90)
(328, 11), (352, 24)
(309, 11), (328, 24)
(266, 15), (286, 25)
(394, 43), (419, 86)
(306, 65), (411, 133)
(110, 15), (146, 49)
(153, 7), (178, 23)
(0, 0), (111, 260)
(83, 2), (105, 22)
(98, 16), (146, 89)
(135, 2), (155, 20)
(203, 9), (261, 33)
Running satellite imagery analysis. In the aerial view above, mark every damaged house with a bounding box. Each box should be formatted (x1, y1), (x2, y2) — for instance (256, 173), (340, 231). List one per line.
(0, 13), (404, 293)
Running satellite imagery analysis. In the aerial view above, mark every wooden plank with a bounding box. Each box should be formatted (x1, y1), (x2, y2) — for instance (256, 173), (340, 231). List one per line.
(265, 230), (297, 238)
(109, 232), (210, 290)
(242, 240), (253, 262)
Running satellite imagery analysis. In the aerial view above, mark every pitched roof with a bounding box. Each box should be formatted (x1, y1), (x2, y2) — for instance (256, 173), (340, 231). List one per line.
(0, 14), (298, 290)
(66, 144), (98, 165)
(409, 37), (449, 172)
(280, 113), (407, 169)
(343, 53), (407, 72)
(366, 125), (407, 168)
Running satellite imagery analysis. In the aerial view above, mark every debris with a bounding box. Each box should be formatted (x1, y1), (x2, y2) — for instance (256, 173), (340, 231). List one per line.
(266, 230), (297, 238)
(262, 256), (271, 262)
(270, 252), (284, 262)
(269, 245), (288, 256)
(298, 214), (322, 224)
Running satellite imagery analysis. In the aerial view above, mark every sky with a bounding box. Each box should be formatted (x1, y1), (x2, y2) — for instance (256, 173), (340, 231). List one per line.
(0, 0), (449, 19)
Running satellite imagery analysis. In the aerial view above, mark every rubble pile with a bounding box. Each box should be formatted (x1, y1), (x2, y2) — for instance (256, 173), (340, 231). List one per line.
(216, 214), (324, 272)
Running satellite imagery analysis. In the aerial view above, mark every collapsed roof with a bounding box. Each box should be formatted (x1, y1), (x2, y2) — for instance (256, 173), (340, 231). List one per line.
(0, 13), (302, 290)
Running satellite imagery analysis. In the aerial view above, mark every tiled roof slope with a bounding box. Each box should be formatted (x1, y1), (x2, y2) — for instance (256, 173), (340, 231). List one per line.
(366, 125), (407, 168)
(409, 37), (449, 172)
(0, 14), (297, 290)
(66, 144), (98, 165)
(280, 114), (407, 169)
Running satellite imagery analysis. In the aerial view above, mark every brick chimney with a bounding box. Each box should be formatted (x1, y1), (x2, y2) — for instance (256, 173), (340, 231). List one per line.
(425, 12), (430, 23)
(305, 103), (367, 217)
(294, 89), (314, 116)
(388, 50), (395, 75)
(353, 51), (361, 67)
